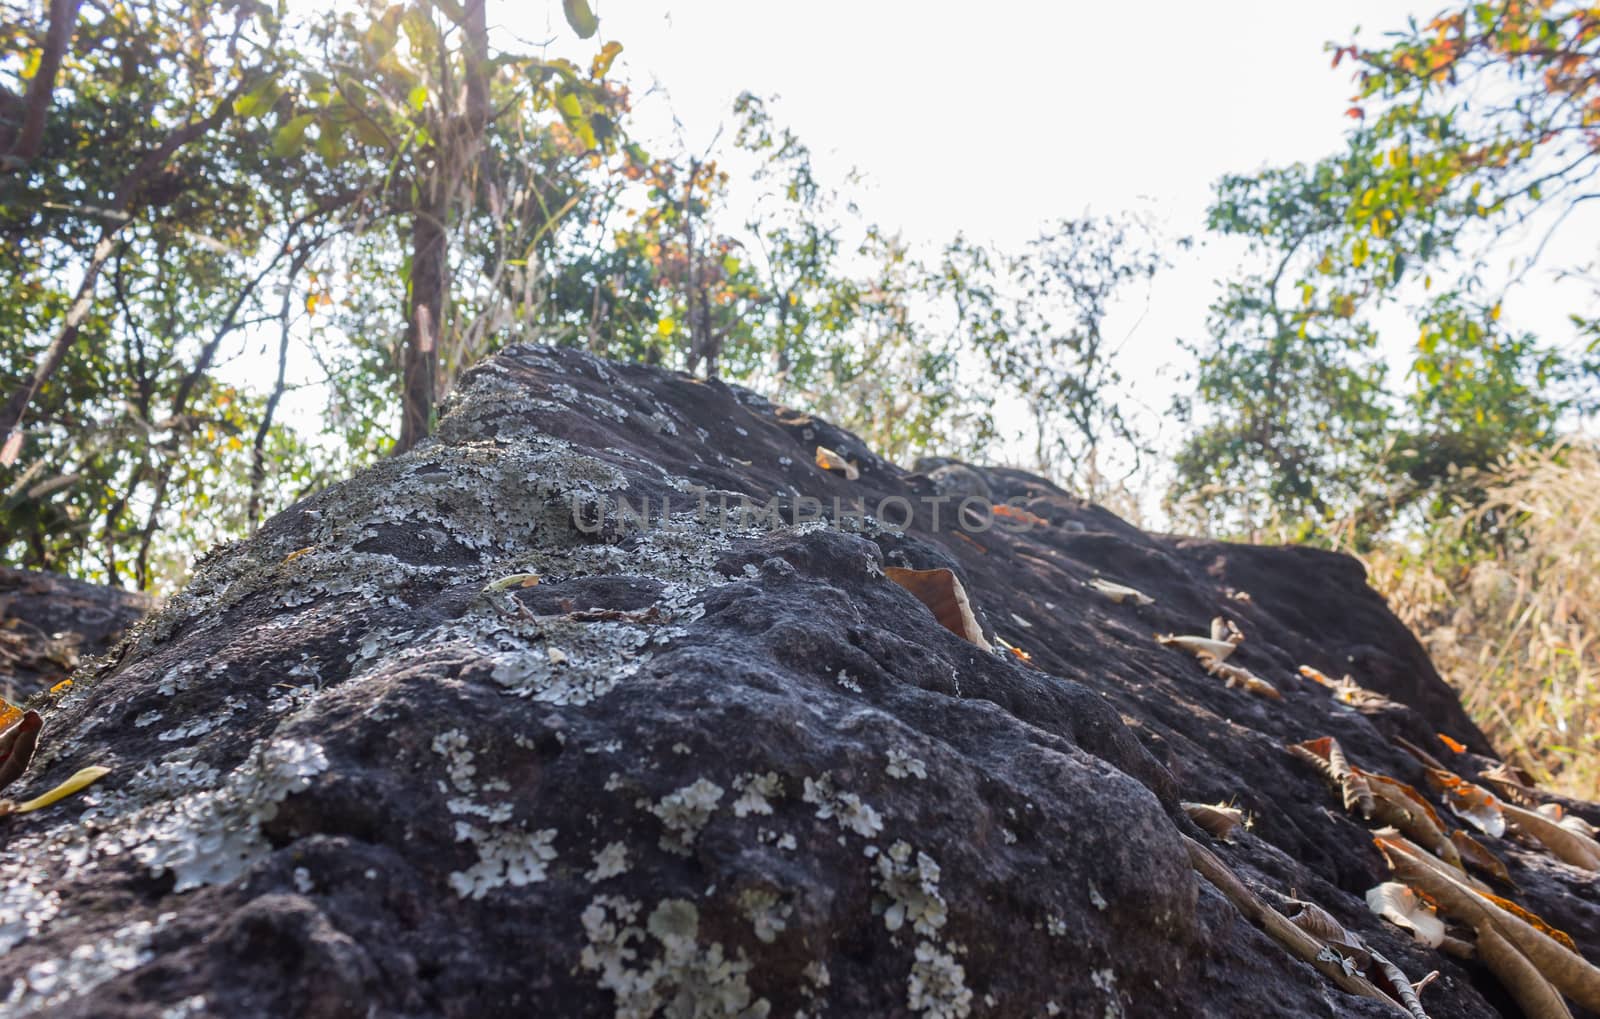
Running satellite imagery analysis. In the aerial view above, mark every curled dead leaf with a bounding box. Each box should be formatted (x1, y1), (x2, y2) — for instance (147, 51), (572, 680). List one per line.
(0, 710), (43, 792)
(1361, 770), (1462, 868)
(1201, 656), (1281, 699)
(1500, 799), (1600, 871)
(1479, 762), (1543, 807)
(1424, 767), (1506, 838)
(485, 572), (541, 592)
(1367, 948), (1435, 1019)
(1088, 577), (1153, 606)
(15, 765), (110, 813)
(814, 445), (860, 480)
(1156, 633), (1238, 662)
(1452, 830), (1515, 887)
(1367, 881), (1446, 948)
(1183, 801), (1246, 841)
(1210, 616), (1244, 645)
(883, 566), (991, 651)
(1476, 925), (1574, 1019)
(1288, 736), (1374, 819)
(1376, 834), (1600, 1013)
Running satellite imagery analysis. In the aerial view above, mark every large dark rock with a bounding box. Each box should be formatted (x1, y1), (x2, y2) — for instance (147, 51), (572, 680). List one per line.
(0, 346), (1594, 1018)
(0, 567), (153, 702)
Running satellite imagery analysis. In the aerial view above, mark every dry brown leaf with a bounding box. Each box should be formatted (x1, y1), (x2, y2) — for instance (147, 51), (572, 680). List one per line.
(814, 445), (860, 480)
(1185, 835), (1412, 1016)
(1477, 926), (1574, 1019)
(1424, 767), (1507, 838)
(1452, 830), (1515, 887)
(1376, 835), (1600, 1013)
(1361, 770), (1462, 868)
(1088, 577), (1153, 605)
(1210, 616), (1244, 645)
(1156, 633), (1238, 661)
(1201, 656), (1282, 699)
(1366, 881), (1447, 948)
(0, 710), (43, 792)
(1299, 664), (1340, 688)
(1367, 948), (1435, 1019)
(1288, 736), (1375, 819)
(1500, 800), (1600, 870)
(1392, 735), (1449, 773)
(1183, 801), (1246, 841)
(883, 566), (991, 651)
(1479, 763), (1544, 807)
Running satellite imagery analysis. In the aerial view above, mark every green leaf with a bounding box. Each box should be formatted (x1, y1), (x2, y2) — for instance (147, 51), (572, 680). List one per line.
(271, 113), (316, 158)
(407, 84), (428, 112)
(563, 0), (599, 38)
(234, 81), (280, 119)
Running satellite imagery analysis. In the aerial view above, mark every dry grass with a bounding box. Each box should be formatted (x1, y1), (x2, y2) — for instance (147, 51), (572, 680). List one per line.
(1362, 443), (1600, 799)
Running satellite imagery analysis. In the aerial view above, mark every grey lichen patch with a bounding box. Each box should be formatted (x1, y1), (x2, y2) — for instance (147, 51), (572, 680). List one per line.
(907, 942), (972, 1019)
(872, 840), (947, 937)
(736, 888), (791, 944)
(886, 750), (927, 780)
(579, 896), (771, 1019)
(586, 842), (631, 883)
(649, 778), (725, 856)
(802, 774), (884, 839)
(731, 772), (783, 818)
(128, 738), (329, 891)
(447, 824), (558, 900)
(1, 914), (171, 1016)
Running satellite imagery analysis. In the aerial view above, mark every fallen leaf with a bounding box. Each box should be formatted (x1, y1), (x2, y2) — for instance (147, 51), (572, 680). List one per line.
(1288, 736), (1374, 818)
(1424, 767), (1506, 837)
(1210, 616), (1245, 645)
(1367, 881), (1447, 948)
(15, 765), (110, 813)
(1500, 799), (1600, 870)
(546, 647), (569, 665)
(1183, 801), (1246, 841)
(814, 445), (860, 480)
(1437, 733), (1468, 754)
(1088, 577), (1153, 606)
(1452, 830), (1515, 887)
(0, 710), (43, 792)
(883, 566), (991, 651)
(1156, 633), (1238, 662)
(485, 572), (541, 592)
(1361, 770), (1462, 867)
(1201, 656), (1281, 699)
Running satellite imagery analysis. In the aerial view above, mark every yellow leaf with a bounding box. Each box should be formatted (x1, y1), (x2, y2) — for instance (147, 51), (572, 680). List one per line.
(657, 316), (676, 336)
(15, 766), (111, 813)
(1490, 302), (1502, 321)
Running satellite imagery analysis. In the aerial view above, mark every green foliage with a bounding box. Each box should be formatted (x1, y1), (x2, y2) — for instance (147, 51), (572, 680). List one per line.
(1173, 1), (1600, 543)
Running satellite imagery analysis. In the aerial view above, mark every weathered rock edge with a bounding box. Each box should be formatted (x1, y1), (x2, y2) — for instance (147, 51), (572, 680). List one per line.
(0, 345), (1593, 1018)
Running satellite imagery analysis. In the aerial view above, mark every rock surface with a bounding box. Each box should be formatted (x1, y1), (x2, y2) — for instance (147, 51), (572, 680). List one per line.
(0, 568), (152, 702)
(0, 345), (1596, 1018)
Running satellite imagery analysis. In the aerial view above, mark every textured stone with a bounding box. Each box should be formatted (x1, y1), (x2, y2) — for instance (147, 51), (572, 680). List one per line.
(0, 345), (1594, 1018)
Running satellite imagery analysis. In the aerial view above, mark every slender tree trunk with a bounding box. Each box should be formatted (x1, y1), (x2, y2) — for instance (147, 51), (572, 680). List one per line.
(0, 0), (83, 171)
(0, 228), (119, 463)
(398, 204), (447, 452)
(393, 0), (487, 453)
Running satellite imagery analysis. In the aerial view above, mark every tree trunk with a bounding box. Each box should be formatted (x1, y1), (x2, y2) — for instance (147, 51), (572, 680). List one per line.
(398, 205), (447, 453)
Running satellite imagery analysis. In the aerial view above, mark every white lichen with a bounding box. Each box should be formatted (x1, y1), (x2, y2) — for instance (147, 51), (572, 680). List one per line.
(732, 772), (783, 818)
(587, 841), (632, 882)
(650, 778), (725, 856)
(886, 750), (927, 780)
(131, 738), (329, 892)
(579, 896), (770, 1019)
(448, 824), (558, 900)
(875, 840), (947, 936)
(907, 942), (972, 1019)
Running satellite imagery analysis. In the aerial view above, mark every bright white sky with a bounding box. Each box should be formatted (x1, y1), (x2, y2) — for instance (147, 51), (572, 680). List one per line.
(275, 1), (1598, 504)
